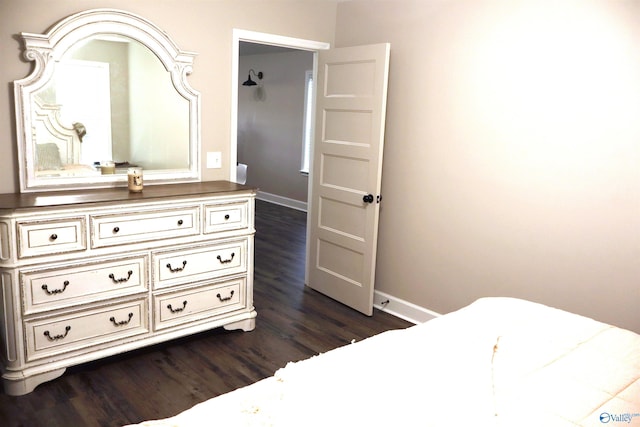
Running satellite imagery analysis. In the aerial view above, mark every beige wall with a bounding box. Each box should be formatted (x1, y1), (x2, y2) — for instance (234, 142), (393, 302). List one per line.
(336, 0), (640, 332)
(238, 50), (312, 202)
(0, 0), (336, 192)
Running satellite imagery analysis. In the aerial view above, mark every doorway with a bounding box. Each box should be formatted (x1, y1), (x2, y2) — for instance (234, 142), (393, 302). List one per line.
(232, 31), (390, 315)
(237, 42), (313, 210)
(231, 30), (330, 285)
(230, 30), (329, 185)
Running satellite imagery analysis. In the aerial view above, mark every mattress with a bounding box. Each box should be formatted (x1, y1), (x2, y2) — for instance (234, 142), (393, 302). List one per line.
(124, 297), (640, 426)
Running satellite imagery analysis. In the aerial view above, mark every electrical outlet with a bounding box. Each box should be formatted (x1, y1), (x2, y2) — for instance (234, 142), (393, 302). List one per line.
(206, 151), (222, 169)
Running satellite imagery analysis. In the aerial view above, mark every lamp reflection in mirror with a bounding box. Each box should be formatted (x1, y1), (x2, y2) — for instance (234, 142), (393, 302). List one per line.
(73, 122), (87, 142)
(242, 69), (263, 86)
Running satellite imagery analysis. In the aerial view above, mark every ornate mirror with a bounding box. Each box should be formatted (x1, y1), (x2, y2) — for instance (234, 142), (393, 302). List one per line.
(14, 9), (201, 192)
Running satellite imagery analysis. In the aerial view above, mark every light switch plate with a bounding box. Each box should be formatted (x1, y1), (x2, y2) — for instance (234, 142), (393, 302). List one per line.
(206, 151), (222, 169)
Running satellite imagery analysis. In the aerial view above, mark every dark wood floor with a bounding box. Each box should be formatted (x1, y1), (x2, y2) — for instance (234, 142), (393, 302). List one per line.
(0, 200), (410, 427)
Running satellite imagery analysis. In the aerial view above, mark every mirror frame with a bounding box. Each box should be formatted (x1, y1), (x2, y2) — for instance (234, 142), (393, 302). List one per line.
(14, 8), (201, 193)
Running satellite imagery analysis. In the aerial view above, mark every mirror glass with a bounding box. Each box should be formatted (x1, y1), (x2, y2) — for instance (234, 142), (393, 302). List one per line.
(15, 9), (200, 192)
(33, 35), (190, 172)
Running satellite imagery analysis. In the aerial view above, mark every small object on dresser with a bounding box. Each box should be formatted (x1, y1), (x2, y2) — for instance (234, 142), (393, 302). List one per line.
(101, 161), (115, 175)
(127, 167), (143, 192)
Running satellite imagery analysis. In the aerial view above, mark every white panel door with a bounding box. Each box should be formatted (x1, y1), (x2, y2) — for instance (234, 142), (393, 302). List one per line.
(306, 43), (390, 315)
(56, 59), (112, 164)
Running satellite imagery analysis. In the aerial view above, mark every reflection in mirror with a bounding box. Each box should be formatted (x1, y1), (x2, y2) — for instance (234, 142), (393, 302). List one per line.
(33, 35), (190, 172)
(15, 9), (200, 192)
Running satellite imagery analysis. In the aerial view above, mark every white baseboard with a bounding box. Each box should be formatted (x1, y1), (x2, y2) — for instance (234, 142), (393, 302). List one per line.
(373, 290), (440, 324)
(257, 191), (307, 212)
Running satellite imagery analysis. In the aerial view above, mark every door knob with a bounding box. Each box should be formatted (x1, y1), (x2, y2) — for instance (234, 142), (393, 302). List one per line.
(363, 194), (374, 204)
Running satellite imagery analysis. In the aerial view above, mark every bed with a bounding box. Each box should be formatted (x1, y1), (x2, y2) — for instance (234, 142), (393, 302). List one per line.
(32, 99), (99, 177)
(124, 297), (640, 427)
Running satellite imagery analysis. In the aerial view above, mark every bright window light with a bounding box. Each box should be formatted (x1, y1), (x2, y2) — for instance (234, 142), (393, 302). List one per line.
(301, 70), (313, 174)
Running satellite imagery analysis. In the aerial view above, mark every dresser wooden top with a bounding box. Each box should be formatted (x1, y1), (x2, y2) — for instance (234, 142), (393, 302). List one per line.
(0, 181), (255, 210)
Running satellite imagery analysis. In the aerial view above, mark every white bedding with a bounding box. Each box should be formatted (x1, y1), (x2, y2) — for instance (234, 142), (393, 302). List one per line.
(35, 164), (100, 177)
(125, 297), (640, 427)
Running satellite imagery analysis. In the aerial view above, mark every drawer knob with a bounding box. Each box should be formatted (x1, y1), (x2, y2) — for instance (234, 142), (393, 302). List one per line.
(217, 252), (235, 264)
(109, 270), (133, 283)
(177, 219), (184, 226)
(167, 300), (188, 313)
(49, 233), (58, 241)
(43, 326), (71, 341)
(41, 280), (70, 295)
(110, 312), (134, 326)
(113, 226), (120, 233)
(216, 290), (235, 302)
(166, 260), (187, 272)
(224, 214), (230, 220)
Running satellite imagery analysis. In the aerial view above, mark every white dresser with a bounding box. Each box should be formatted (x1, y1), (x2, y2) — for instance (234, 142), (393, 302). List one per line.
(0, 181), (256, 395)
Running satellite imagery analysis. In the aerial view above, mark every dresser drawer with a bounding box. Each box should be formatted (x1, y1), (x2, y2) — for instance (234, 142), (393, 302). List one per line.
(91, 207), (199, 248)
(17, 217), (86, 258)
(204, 200), (249, 234)
(25, 299), (148, 361)
(22, 255), (148, 315)
(154, 278), (245, 330)
(152, 239), (247, 289)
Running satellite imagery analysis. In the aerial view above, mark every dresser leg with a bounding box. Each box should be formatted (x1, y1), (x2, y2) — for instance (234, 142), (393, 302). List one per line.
(2, 367), (66, 396)
(223, 316), (256, 332)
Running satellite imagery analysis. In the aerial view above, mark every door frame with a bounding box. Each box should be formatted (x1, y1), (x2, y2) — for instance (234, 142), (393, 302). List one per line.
(230, 29), (330, 183)
(231, 30), (330, 285)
